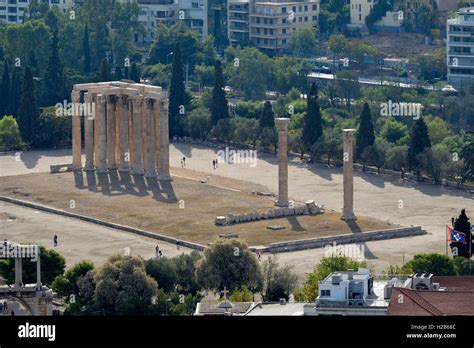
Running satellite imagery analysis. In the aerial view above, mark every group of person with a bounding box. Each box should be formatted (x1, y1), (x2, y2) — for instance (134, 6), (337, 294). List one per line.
(180, 156), (221, 170)
(155, 245), (163, 258)
(0, 299), (13, 315)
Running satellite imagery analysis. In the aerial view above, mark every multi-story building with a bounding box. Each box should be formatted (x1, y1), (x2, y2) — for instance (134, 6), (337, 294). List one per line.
(0, 0), (74, 23)
(350, 0), (374, 26)
(248, 0), (320, 54)
(447, 7), (474, 86)
(228, 0), (250, 45)
(179, 0), (208, 37)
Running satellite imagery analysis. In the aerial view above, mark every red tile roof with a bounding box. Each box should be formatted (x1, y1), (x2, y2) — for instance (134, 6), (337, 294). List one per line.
(388, 286), (474, 316)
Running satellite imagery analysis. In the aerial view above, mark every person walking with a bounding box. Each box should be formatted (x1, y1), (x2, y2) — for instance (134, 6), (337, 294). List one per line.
(53, 235), (58, 247)
(155, 245), (160, 258)
(212, 160), (216, 169)
(182, 157), (186, 166)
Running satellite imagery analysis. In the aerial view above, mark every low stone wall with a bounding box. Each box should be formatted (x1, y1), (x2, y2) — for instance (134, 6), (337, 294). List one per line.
(0, 196), (205, 252)
(262, 226), (425, 253)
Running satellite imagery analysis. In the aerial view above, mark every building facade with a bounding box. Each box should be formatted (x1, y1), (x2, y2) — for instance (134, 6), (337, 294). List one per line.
(228, 0), (250, 45)
(350, 0), (374, 25)
(247, 0), (320, 54)
(447, 7), (474, 86)
(0, 0), (74, 23)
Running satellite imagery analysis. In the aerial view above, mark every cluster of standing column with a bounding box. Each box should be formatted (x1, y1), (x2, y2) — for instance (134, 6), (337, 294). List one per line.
(71, 82), (172, 181)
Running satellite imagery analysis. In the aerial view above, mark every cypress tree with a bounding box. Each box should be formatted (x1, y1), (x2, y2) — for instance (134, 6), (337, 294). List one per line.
(356, 102), (375, 159)
(302, 83), (323, 154)
(130, 62), (140, 83)
(0, 60), (11, 117)
(210, 60), (229, 126)
(124, 66), (130, 80)
(168, 43), (186, 137)
(115, 66), (123, 81)
(17, 67), (40, 144)
(451, 209), (472, 258)
(43, 30), (64, 106)
(99, 59), (109, 82)
(407, 117), (431, 175)
(7, 67), (22, 117)
(28, 50), (39, 77)
(260, 101), (275, 130)
(83, 24), (91, 74)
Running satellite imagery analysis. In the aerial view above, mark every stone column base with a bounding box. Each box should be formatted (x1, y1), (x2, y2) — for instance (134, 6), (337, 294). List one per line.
(83, 165), (96, 172)
(145, 170), (158, 178)
(118, 165), (130, 173)
(341, 212), (357, 221)
(97, 167), (108, 174)
(131, 168), (145, 175)
(275, 200), (289, 207)
(157, 173), (173, 181)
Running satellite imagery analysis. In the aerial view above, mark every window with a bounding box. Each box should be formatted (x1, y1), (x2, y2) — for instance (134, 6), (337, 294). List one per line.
(192, 2), (199, 8)
(359, 14), (361, 21)
(282, 7), (286, 13)
(298, 5), (302, 11)
(282, 28), (286, 34)
(304, 5), (308, 11)
(321, 290), (331, 297)
(304, 16), (308, 22)
(312, 4), (317, 10)
(282, 39), (286, 44)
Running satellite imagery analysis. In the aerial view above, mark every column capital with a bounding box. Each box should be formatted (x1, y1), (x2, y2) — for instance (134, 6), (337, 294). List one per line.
(275, 118), (290, 132)
(120, 95), (129, 106)
(132, 97), (144, 108)
(97, 94), (107, 105)
(84, 92), (94, 104)
(71, 90), (81, 103)
(146, 98), (155, 109)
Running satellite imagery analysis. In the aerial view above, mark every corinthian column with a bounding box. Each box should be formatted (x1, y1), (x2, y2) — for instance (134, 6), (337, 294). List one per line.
(97, 95), (108, 174)
(71, 90), (82, 170)
(275, 118), (289, 207)
(341, 129), (357, 221)
(107, 95), (117, 170)
(145, 98), (158, 178)
(131, 97), (145, 175)
(83, 93), (95, 171)
(155, 98), (162, 173)
(158, 98), (172, 181)
(118, 95), (130, 172)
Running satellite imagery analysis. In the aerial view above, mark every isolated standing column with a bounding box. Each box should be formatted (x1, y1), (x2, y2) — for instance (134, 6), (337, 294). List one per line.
(275, 118), (290, 207)
(341, 129), (357, 221)
(71, 90), (82, 170)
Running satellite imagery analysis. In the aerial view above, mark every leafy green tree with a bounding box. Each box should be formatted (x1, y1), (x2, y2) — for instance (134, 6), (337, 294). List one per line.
(145, 257), (178, 293)
(453, 257), (474, 275)
(226, 46), (272, 100)
(328, 34), (348, 57)
(386, 145), (408, 178)
(169, 43), (187, 137)
(356, 102), (375, 159)
(51, 260), (94, 297)
(184, 106), (212, 140)
(296, 256), (367, 301)
(261, 257), (298, 301)
(196, 239), (262, 292)
(418, 145), (451, 183)
(425, 117), (452, 145)
(271, 57), (311, 93)
(210, 60), (228, 126)
(43, 30), (65, 106)
(148, 289), (200, 316)
(408, 117), (431, 179)
(0, 247), (65, 285)
(401, 253), (456, 276)
(290, 25), (317, 56)
(17, 67), (40, 144)
(232, 117), (260, 146)
(0, 60), (11, 117)
(82, 24), (91, 74)
(229, 285), (254, 302)
(173, 251), (202, 295)
(33, 106), (71, 148)
(94, 255), (157, 315)
(0, 115), (24, 150)
(302, 83), (323, 156)
(379, 118), (409, 144)
(460, 138), (474, 183)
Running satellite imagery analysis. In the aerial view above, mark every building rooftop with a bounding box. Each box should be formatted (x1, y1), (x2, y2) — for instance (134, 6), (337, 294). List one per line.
(245, 302), (308, 316)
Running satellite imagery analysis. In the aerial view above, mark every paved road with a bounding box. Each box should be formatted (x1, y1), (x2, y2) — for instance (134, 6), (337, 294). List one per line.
(1, 145), (472, 276)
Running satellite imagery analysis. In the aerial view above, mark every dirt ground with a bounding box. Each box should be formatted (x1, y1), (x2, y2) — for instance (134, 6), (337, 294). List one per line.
(0, 169), (394, 246)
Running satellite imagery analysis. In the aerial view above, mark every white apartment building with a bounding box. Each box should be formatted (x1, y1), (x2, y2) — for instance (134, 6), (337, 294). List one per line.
(248, 0), (320, 54)
(447, 7), (474, 86)
(0, 0), (74, 23)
